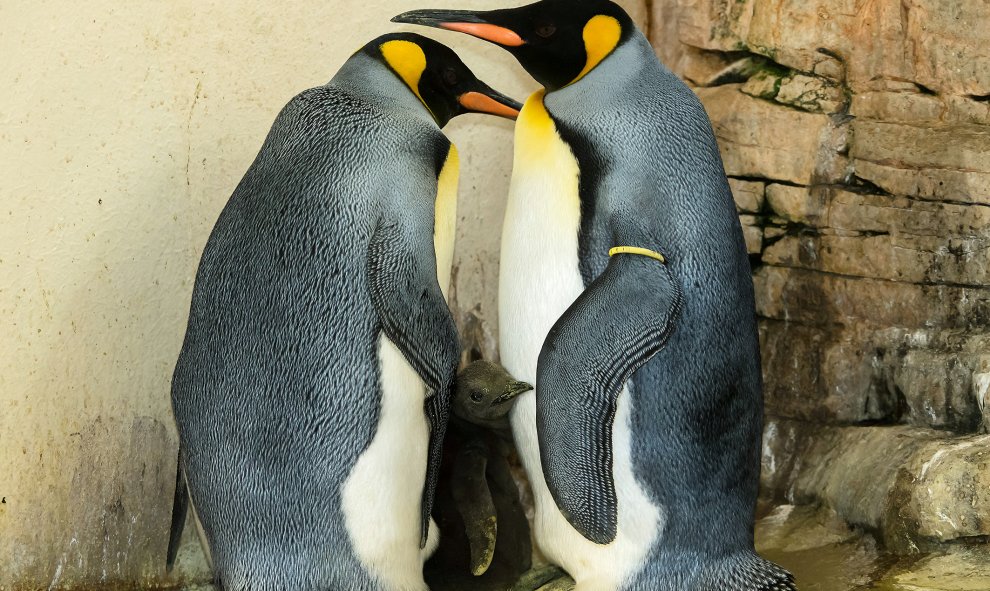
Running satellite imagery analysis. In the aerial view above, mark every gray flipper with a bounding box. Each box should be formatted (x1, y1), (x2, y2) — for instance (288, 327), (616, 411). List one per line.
(368, 218), (460, 547)
(697, 552), (796, 591)
(537, 253), (682, 544)
(166, 449), (188, 571)
(451, 438), (496, 576)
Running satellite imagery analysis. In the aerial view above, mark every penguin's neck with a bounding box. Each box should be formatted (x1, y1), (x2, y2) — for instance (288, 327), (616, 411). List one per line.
(544, 31), (661, 122)
(329, 53), (438, 128)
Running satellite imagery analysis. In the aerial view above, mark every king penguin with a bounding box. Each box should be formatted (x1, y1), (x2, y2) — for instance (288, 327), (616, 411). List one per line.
(169, 32), (520, 591)
(394, 3), (796, 590)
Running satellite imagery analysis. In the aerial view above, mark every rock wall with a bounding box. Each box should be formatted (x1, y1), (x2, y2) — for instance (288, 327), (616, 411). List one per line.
(650, 0), (990, 551)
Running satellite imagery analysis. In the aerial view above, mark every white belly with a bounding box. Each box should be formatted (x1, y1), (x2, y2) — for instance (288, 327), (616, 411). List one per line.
(340, 337), (439, 591)
(498, 92), (662, 590)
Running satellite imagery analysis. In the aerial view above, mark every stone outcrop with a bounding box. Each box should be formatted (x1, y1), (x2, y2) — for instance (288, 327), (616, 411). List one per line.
(763, 421), (990, 553)
(651, 0), (990, 552)
(755, 504), (990, 589)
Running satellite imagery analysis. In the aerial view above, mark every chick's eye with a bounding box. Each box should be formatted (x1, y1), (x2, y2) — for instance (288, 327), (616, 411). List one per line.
(443, 68), (458, 86)
(535, 23), (556, 38)
(470, 390), (484, 402)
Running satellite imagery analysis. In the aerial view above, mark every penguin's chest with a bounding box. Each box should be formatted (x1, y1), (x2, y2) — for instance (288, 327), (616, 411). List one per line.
(499, 94), (661, 588)
(339, 147), (458, 590)
(499, 93), (586, 377)
(341, 337), (435, 591)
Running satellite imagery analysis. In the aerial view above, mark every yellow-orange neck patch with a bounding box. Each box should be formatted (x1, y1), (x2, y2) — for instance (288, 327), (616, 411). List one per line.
(569, 14), (622, 86)
(380, 40), (430, 112)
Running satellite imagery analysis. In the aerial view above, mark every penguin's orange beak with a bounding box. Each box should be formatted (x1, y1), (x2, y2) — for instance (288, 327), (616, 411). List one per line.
(392, 9), (526, 47)
(440, 22), (524, 46)
(458, 89), (520, 120)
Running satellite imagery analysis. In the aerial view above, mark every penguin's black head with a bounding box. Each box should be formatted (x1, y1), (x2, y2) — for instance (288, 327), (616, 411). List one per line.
(362, 32), (521, 127)
(393, 0), (634, 92)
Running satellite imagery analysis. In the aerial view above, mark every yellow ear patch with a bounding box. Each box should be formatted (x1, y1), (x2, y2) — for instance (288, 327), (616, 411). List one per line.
(569, 14), (622, 85)
(380, 40), (429, 109)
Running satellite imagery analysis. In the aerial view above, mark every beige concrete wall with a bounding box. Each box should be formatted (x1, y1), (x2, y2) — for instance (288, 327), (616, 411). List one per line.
(0, 1), (645, 588)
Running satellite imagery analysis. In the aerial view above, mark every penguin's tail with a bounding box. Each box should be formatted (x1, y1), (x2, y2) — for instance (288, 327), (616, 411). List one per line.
(166, 448), (189, 572)
(697, 551), (796, 591)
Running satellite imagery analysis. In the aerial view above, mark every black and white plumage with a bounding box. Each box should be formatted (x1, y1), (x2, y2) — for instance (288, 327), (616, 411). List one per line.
(168, 33), (519, 591)
(395, 2), (796, 590)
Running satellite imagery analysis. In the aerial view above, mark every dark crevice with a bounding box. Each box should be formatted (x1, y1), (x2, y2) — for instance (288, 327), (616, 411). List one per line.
(759, 223), (817, 248)
(728, 174), (804, 188)
(950, 535), (990, 546)
(704, 66), (753, 87)
(841, 175), (894, 196)
(852, 416), (902, 427)
(830, 112), (856, 127)
(690, 51), (786, 88)
(761, 232), (786, 249)
(856, 229), (891, 237)
(914, 82), (937, 96)
(967, 93), (990, 103)
(747, 92), (833, 114)
(815, 180), (990, 213)
(891, 382), (909, 424)
(930, 196), (990, 209)
(764, 223), (890, 239)
(765, 262), (990, 290)
(815, 47), (845, 64)
(746, 55), (794, 78)
(468, 347), (482, 363)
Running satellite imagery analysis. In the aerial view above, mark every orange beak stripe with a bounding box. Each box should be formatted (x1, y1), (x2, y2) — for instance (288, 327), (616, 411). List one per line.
(459, 92), (520, 119)
(439, 22), (525, 46)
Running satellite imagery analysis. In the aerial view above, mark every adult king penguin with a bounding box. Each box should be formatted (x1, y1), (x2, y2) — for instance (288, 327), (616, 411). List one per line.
(394, 3), (796, 590)
(169, 33), (520, 591)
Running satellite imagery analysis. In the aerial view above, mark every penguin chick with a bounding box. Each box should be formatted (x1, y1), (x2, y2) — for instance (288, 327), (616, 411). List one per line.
(447, 361), (532, 579)
(454, 360), (533, 431)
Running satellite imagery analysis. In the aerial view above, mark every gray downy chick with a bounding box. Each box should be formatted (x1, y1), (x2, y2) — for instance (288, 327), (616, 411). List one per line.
(447, 360), (532, 579)
(454, 360), (533, 432)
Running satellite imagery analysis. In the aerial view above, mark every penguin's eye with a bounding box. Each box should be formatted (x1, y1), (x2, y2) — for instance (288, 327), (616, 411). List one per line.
(442, 67), (459, 87)
(470, 390), (484, 402)
(535, 22), (557, 38)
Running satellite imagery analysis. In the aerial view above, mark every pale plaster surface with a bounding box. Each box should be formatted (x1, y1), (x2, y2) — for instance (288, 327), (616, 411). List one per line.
(0, 0), (645, 589)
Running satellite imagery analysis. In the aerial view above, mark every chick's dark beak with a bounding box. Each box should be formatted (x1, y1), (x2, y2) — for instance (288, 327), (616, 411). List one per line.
(392, 9), (525, 47)
(459, 82), (522, 120)
(492, 380), (533, 405)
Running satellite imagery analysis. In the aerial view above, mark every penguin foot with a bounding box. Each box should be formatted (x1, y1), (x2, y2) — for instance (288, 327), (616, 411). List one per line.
(697, 551), (796, 591)
(536, 576), (576, 591)
(509, 565), (574, 591)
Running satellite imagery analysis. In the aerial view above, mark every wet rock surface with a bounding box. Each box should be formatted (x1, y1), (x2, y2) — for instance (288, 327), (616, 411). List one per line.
(762, 421), (990, 551)
(756, 504), (990, 590)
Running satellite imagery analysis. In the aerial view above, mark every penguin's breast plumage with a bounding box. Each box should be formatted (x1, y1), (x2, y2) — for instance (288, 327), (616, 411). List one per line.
(498, 92), (662, 588)
(499, 90), (585, 375)
(338, 144), (458, 591)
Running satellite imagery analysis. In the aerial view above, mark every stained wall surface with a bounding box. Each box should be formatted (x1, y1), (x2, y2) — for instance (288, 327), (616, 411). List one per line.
(0, 1), (645, 588)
